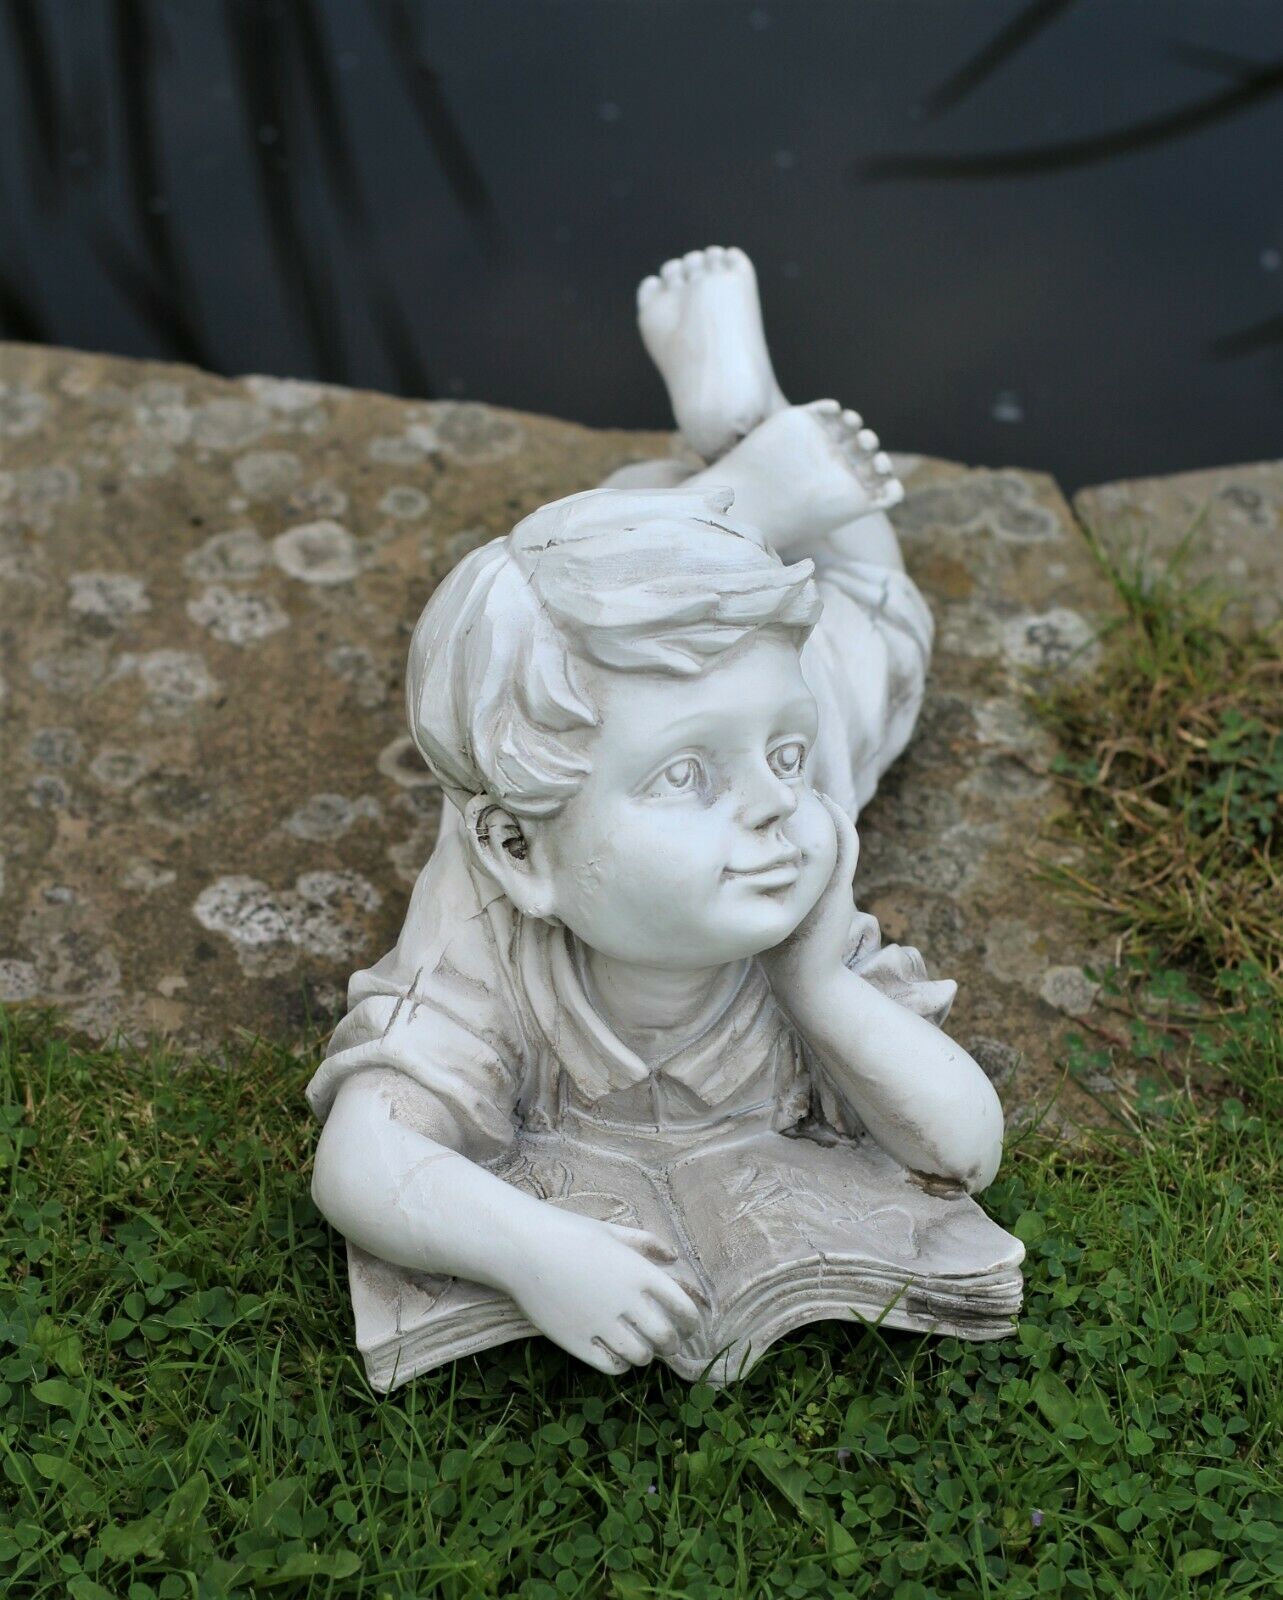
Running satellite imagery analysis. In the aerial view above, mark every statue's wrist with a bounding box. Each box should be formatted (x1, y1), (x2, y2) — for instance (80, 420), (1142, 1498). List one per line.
(769, 957), (847, 1022)
(486, 1194), (577, 1298)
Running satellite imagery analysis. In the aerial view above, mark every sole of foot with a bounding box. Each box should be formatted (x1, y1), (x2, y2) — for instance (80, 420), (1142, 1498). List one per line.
(687, 400), (904, 553)
(637, 245), (788, 463)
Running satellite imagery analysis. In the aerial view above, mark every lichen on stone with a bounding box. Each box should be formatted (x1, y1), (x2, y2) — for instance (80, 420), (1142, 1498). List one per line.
(272, 520), (361, 585)
(187, 585), (290, 646)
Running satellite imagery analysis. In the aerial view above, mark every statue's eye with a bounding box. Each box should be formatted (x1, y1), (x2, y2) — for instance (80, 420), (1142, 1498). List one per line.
(661, 756), (701, 791)
(769, 741), (806, 778)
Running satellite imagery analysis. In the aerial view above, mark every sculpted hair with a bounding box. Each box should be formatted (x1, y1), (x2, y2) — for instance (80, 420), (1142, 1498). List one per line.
(406, 485), (821, 818)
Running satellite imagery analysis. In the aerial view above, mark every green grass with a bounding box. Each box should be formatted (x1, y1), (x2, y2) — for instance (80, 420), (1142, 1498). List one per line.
(2, 544), (1281, 1600)
(1040, 520), (1281, 987)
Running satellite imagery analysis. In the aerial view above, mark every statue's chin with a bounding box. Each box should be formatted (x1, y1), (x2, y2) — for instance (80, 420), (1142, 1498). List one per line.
(718, 905), (816, 966)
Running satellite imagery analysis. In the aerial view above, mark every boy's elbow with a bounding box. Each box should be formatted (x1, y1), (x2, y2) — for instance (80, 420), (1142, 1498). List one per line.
(949, 1063), (1005, 1193)
(310, 1081), (383, 1232)
(310, 1125), (350, 1230)
(919, 1079), (1005, 1195)
(915, 1134), (1002, 1198)
(958, 1134), (1003, 1195)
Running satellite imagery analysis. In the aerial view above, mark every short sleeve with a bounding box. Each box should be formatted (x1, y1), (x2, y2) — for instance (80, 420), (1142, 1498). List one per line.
(802, 558), (934, 818)
(304, 821), (527, 1161)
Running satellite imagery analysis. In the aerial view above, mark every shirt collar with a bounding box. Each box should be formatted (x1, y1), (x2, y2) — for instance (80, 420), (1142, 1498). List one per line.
(538, 929), (785, 1108)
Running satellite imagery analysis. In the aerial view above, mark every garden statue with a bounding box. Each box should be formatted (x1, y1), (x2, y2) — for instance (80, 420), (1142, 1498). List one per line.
(307, 248), (1024, 1387)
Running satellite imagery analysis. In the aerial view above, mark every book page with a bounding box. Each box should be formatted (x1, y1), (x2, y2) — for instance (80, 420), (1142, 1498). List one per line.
(664, 1129), (1022, 1319)
(348, 1126), (1022, 1387)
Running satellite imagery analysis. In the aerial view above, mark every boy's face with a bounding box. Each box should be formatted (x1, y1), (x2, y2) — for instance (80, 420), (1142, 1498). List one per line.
(531, 630), (838, 968)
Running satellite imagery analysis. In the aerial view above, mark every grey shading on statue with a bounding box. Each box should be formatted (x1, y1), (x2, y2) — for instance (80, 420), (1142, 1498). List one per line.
(350, 1130), (1023, 1390)
(306, 248), (1024, 1385)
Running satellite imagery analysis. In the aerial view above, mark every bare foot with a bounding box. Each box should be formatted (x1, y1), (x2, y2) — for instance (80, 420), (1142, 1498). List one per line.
(637, 246), (787, 462)
(686, 400), (903, 554)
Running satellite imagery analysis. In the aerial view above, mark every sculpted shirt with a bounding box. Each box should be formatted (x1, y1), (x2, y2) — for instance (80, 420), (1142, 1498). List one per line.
(801, 549), (934, 819)
(306, 826), (955, 1159)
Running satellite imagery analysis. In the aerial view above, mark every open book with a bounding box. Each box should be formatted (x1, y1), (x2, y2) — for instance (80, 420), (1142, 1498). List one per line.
(346, 1126), (1025, 1389)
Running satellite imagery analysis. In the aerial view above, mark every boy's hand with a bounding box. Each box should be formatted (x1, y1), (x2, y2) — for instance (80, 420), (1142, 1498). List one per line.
(759, 793), (858, 1014)
(507, 1208), (704, 1374)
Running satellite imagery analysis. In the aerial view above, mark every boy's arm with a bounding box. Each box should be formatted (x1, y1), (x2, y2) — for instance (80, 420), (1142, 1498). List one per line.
(313, 1066), (556, 1286)
(774, 967), (1004, 1193)
(762, 799), (1004, 1193)
(311, 1068), (702, 1373)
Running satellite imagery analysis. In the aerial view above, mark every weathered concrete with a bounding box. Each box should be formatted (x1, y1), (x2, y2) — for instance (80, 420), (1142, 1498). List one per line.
(2, 342), (1125, 1125)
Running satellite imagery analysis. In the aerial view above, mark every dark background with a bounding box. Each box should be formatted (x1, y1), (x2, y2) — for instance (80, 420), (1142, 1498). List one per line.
(2, 0), (1281, 489)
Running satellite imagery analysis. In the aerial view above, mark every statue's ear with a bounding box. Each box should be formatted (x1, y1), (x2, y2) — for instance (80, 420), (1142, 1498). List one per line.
(462, 794), (556, 920)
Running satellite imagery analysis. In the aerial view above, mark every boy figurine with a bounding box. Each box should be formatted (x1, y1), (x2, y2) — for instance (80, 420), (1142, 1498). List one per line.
(306, 251), (1022, 1386)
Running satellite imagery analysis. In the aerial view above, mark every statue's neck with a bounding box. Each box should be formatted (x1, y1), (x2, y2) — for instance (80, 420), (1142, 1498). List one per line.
(580, 946), (743, 1063)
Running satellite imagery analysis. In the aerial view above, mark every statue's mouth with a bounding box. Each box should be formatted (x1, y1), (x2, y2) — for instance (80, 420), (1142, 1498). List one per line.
(722, 851), (802, 891)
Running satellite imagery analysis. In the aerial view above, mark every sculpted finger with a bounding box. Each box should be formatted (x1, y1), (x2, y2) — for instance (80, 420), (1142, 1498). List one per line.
(672, 1271), (711, 1313)
(610, 1225), (679, 1264)
(599, 1324), (654, 1367)
(818, 791), (859, 884)
(580, 1339), (630, 1375)
(622, 1302), (681, 1355)
(643, 1273), (705, 1331)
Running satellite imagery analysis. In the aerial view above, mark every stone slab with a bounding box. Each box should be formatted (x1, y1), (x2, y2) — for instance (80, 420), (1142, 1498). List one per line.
(0, 343), (670, 1047)
(855, 459), (1118, 1127)
(2, 343), (1119, 1123)
(1075, 461), (1283, 633)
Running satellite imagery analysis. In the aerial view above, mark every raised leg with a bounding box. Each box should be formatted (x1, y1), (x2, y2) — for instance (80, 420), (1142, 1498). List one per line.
(637, 246), (787, 462)
(684, 400), (903, 556)
(822, 508), (907, 573)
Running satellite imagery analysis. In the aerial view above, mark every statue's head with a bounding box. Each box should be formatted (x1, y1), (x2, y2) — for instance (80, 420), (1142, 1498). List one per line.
(406, 485), (838, 967)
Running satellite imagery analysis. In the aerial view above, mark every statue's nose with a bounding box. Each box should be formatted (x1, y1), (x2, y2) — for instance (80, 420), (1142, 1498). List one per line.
(737, 763), (799, 831)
